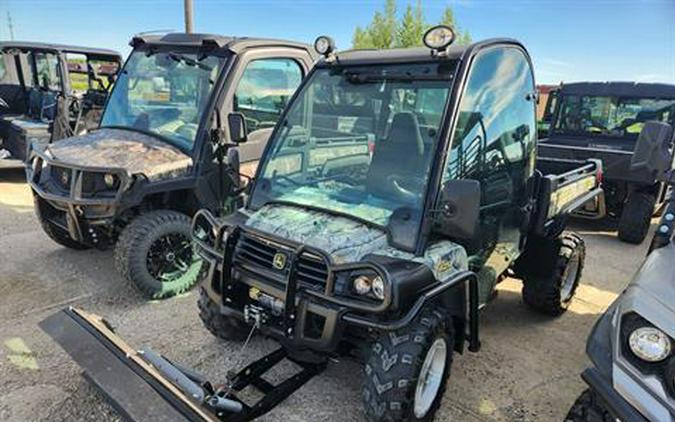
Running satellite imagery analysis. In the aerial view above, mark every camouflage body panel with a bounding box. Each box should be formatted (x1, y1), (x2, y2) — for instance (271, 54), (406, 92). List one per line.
(45, 128), (193, 181)
(244, 204), (468, 281)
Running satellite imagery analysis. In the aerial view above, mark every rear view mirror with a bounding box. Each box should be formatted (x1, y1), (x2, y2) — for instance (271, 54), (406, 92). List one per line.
(228, 112), (248, 144)
(433, 179), (481, 241)
(631, 121), (673, 181)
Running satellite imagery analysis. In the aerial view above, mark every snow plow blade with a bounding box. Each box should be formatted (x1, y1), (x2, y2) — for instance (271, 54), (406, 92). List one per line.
(39, 307), (218, 422)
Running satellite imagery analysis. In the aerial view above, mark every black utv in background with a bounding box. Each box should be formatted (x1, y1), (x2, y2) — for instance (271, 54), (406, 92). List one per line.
(0, 42), (121, 167)
(538, 82), (675, 244)
(42, 27), (603, 422)
(27, 33), (316, 298)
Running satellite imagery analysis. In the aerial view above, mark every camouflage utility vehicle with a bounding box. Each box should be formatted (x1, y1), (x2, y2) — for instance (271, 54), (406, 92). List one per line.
(42, 27), (602, 421)
(566, 121), (675, 422)
(0, 42), (121, 167)
(28, 33), (316, 298)
(538, 82), (675, 244)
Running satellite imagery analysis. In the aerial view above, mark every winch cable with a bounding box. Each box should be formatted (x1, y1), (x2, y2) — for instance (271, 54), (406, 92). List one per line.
(220, 320), (258, 399)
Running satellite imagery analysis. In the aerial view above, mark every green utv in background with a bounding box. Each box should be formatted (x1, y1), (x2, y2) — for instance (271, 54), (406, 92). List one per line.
(0, 42), (121, 167)
(41, 27), (602, 421)
(538, 82), (675, 244)
(566, 121), (675, 422)
(26, 33), (316, 298)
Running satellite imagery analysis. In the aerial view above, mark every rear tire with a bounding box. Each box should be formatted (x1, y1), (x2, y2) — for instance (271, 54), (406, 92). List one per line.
(618, 191), (656, 244)
(565, 389), (613, 422)
(522, 232), (585, 316)
(114, 210), (203, 299)
(39, 216), (90, 250)
(362, 307), (453, 422)
(198, 288), (249, 342)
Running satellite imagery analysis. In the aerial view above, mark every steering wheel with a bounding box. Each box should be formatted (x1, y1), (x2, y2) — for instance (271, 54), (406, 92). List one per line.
(386, 174), (424, 203)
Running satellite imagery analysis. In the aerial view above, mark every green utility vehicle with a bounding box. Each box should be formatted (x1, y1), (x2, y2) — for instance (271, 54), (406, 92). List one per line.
(27, 33), (316, 298)
(42, 27), (602, 421)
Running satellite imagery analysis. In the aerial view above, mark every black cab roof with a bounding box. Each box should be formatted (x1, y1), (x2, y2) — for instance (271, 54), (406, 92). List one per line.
(0, 41), (121, 61)
(560, 81), (675, 99)
(129, 32), (317, 58)
(317, 38), (523, 66)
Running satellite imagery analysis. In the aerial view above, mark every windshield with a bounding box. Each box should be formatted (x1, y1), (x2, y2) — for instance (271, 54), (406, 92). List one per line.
(100, 49), (224, 150)
(553, 94), (675, 139)
(251, 63), (455, 228)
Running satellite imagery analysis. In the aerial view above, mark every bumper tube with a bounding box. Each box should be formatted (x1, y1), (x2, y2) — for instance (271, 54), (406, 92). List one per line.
(39, 307), (218, 421)
(581, 367), (648, 422)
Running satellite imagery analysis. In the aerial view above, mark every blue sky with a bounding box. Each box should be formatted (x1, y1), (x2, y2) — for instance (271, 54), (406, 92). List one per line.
(1, 0), (674, 85)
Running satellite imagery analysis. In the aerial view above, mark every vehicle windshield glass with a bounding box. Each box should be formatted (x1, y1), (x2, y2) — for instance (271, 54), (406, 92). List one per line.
(251, 62), (455, 228)
(553, 94), (675, 139)
(100, 49), (224, 150)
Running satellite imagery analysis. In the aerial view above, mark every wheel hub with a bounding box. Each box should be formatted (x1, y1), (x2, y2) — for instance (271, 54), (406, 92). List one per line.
(413, 337), (447, 418)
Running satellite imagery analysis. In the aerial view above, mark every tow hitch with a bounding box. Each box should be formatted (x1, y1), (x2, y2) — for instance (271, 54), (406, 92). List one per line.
(40, 307), (326, 421)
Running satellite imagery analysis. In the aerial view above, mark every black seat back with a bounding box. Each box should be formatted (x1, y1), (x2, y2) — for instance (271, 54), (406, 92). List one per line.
(366, 112), (425, 198)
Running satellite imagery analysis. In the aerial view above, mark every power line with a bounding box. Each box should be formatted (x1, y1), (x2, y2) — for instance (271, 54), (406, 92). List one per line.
(7, 11), (15, 40)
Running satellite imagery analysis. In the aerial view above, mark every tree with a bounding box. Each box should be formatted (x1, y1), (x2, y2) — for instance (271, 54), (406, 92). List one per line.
(352, 1), (471, 49)
(439, 5), (472, 45)
(353, 0), (397, 49)
(396, 1), (425, 48)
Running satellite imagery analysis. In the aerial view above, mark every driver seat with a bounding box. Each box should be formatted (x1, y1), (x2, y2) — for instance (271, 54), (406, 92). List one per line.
(366, 112), (425, 199)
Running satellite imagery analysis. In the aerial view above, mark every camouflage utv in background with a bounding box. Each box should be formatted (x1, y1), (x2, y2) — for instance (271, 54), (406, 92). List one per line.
(27, 33), (316, 298)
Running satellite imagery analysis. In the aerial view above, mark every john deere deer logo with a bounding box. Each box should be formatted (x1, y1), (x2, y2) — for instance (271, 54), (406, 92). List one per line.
(272, 252), (287, 270)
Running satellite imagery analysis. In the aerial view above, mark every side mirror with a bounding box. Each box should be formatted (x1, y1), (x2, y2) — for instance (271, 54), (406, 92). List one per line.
(228, 112), (248, 144)
(631, 121), (674, 181)
(433, 179), (481, 241)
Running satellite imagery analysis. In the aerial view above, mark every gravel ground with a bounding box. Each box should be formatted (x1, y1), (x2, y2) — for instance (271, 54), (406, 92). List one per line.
(0, 167), (653, 421)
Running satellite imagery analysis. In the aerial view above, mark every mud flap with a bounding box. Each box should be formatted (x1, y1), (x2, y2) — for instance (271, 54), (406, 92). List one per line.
(39, 307), (217, 421)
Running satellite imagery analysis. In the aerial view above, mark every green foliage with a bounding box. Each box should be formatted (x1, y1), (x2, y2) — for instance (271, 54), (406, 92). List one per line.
(352, 1), (472, 49)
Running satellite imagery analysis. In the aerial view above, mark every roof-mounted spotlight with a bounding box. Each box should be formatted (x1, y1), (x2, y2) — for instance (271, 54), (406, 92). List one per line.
(423, 25), (456, 54)
(314, 36), (336, 57)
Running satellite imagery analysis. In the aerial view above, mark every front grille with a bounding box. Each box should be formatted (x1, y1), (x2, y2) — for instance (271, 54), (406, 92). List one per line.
(234, 233), (329, 288)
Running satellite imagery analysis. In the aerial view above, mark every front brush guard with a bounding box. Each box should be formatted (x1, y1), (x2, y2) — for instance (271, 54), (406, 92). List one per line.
(40, 307), (325, 421)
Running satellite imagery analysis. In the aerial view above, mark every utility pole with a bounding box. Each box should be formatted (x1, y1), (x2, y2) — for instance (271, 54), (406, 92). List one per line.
(184, 0), (193, 34)
(7, 11), (15, 40)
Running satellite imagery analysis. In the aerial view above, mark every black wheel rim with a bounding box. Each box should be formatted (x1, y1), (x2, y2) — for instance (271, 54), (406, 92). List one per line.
(146, 233), (194, 282)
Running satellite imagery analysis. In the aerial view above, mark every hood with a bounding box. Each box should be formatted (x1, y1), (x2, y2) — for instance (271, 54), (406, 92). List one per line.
(244, 204), (389, 264)
(629, 243), (675, 313)
(243, 204), (468, 281)
(45, 128), (193, 181)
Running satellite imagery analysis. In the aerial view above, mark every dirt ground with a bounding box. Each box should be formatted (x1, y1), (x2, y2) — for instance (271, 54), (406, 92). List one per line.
(0, 167), (653, 421)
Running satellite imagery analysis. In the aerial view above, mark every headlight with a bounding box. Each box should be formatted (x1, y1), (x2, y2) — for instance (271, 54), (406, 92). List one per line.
(353, 275), (372, 295)
(629, 326), (672, 362)
(371, 276), (385, 300)
(351, 274), (385, 300)
(103, 173), (117, 189)
(423, 25), (456, 50)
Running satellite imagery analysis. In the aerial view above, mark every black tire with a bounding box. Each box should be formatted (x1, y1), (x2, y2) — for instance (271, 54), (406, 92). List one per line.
(618, 192), (656, 244)
(565, 389), (613, 422)
(197, 288), (249, 342)
(39, 217), (90, 250)
(522, 232), (585, 316)
(362, 308), (453, 422)
(114, 210), (203, 299)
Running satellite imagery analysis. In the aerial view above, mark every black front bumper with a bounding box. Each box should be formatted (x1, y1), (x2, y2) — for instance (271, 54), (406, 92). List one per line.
(197, 225), (480, 356)
(582, 367), (649, 422)
(27, 146), (130, 245)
